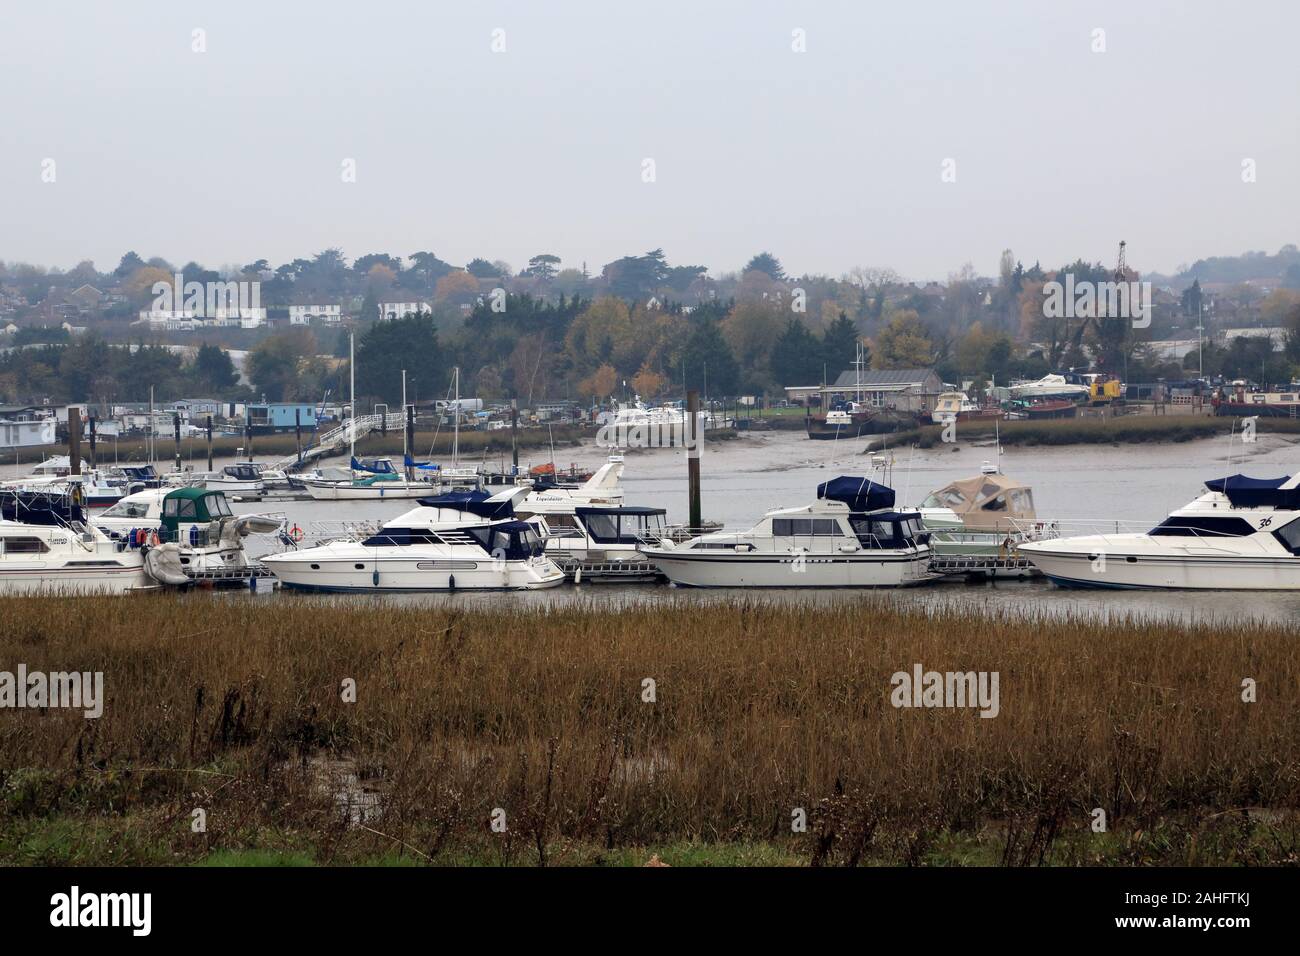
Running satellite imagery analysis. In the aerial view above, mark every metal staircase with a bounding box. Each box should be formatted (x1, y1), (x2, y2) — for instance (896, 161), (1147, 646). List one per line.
(270, 412), (407, 472)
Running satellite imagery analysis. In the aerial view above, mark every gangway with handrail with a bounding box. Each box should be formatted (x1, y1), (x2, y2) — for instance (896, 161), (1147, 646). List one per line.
(269, 412), (407, 473)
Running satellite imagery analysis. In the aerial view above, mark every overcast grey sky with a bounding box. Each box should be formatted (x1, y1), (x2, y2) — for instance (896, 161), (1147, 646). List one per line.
(2, 0), (1296, 280)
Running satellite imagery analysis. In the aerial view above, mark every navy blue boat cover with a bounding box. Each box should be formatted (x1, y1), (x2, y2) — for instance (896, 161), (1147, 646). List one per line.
(417, 489), (515, 518)
(1204, 474), (1300, 509)
(816, 476), (896, 512)
(352, 457), (396, 474)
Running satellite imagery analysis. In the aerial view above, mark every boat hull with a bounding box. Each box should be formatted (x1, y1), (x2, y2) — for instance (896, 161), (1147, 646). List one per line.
(0, 561), (150, 595)
(642, 547), (936, 588)
(1022, 401), (1078, 420)
(303, 480), (435, 500)
(262, 552), (565, 591)
(205, 479), (263, 493)
(1213, 402), (1298, 418)
(1020, 539), (1300, 590)
(806, 413), (909, 440)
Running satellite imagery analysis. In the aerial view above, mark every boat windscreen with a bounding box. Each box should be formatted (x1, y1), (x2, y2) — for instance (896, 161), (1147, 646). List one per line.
(468, 521), (544, 559)
(1149, 516), (1256, 537)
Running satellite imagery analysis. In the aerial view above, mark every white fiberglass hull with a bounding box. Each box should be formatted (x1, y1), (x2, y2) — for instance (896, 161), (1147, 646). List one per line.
(262, 548), (564, 591)
(205, 478), (263, 493)
(642, 546), (936, 588)
(303, 480), (435, 501)
(1019, 535), (1300, 590)
(0, 558), (150, 595)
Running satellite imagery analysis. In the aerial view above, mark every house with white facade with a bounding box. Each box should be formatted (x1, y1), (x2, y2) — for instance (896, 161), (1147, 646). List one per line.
(289, 304), (343, 326)
(379, 302), (430, 321)
(136, 308), (266, 331)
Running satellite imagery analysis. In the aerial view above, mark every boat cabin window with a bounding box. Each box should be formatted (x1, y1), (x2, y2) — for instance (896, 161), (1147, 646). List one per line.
(2, 536), (49, 554)
(1272, 517), (1300, 553)
(1010, 489), (1034, 513)
(103, 499), (151, 519)
(921, 490), (965, 509)
(205, 494), (233, 517)
(164, 498), (200, 519)
(361, 527), (441, 546)
(468, 524), (544, 559)
(581, 511), (666, 543)
(1149, 516), (1255, 537)
(771, 518), (841, 537)
(848, 515), (923, 548)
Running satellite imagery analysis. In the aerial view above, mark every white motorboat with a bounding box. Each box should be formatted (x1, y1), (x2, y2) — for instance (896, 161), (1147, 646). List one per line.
(1008, 374), (1089, 400)
(1019, 472), (1300, 589)
(516, 455), (663, 579)
(205, 463), (265, 494)
(641, 476), (938, 588)
(521, 455), (625, 508)
(96, 486), (281, 585)
(261, 485), (564, 591)
(930, 392), (1000, 424)
(302, 457), (438, 500)
(0, 491), (151, 595)
(1, 468), (127, 509)
(919, 463), (1044, 577)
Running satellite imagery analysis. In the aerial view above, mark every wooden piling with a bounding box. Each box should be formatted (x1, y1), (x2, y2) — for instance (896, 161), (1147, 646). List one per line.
(68, 407), (82, 476)
(687, 389), (701, 531)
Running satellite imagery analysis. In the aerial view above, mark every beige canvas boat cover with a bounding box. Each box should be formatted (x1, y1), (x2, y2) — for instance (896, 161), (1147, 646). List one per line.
(920, 473), (1036, 532)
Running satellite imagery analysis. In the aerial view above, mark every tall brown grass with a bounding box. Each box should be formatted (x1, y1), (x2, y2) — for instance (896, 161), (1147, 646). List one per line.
(1, 595), (1296, 865)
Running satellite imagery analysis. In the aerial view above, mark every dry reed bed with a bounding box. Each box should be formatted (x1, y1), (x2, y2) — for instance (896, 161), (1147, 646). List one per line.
(1, 595), (1296, 863)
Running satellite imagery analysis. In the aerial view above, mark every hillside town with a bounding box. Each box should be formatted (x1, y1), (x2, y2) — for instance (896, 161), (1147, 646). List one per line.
(2, 245), (1300, 434)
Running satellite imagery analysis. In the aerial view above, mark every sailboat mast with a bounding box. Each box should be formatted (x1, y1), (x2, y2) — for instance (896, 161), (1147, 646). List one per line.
(452, 366), (460, 466)
(349, 332), (356, 462)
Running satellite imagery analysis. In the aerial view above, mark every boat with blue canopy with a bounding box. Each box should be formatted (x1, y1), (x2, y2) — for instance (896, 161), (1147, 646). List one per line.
(1020, 471), (1300, 589)
(641, 476), (937, 588)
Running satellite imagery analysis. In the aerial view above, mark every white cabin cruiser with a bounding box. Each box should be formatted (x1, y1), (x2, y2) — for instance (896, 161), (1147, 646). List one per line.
(522, 455), (625, 508)
(1, 468), (127, 509)
(0, 491), (150, 595)
(522, 504), (666, 582)
(96, 486), (281, 585)
(516, 456), (661, 580)
(261, 485), (564, 591)
(1009, 374), (1089, 400)
(302, 457), (437, 500)
(205, 463), (265, 494)
(1019, 472), (1300, 589)
(641, 476), (938, 588)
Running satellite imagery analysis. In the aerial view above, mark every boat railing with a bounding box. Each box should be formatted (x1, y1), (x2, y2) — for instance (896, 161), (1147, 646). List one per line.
(266, 519), (383, 552)
(1005, 516), (1280, 551)
(637, 523), (728, 546)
